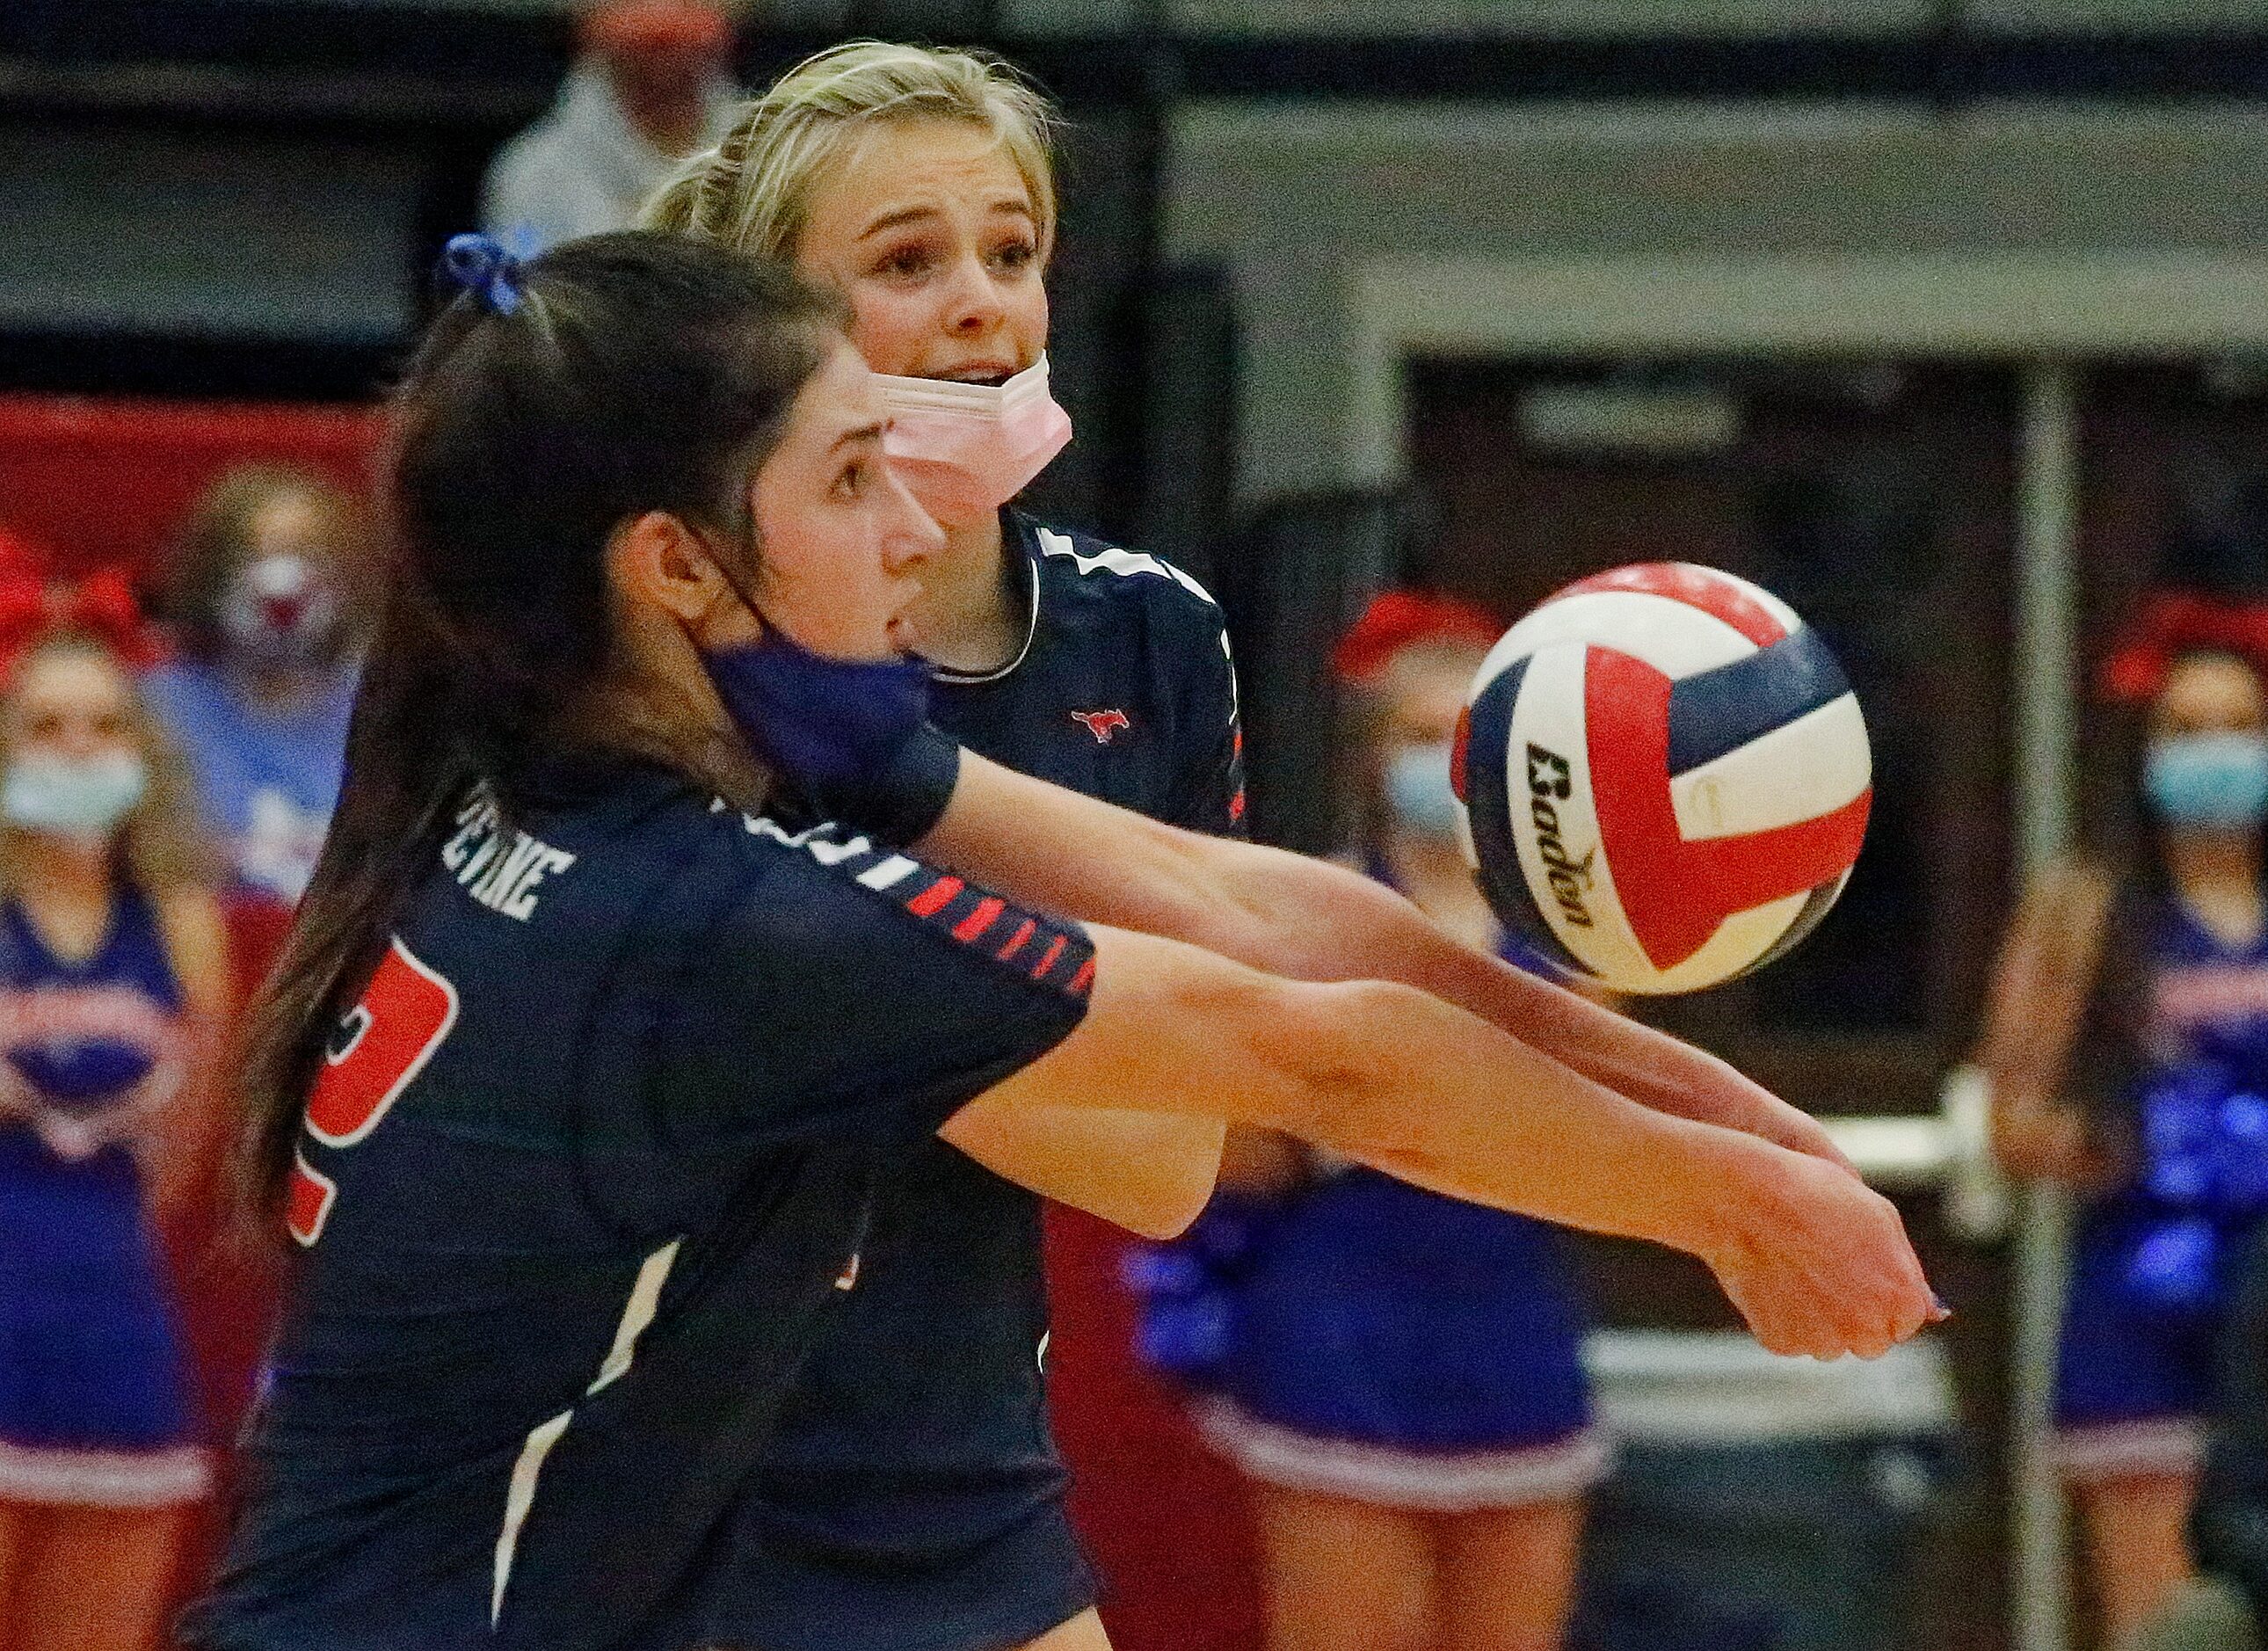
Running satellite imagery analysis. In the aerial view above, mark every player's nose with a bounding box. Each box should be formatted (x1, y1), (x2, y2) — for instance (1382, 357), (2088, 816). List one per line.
(879, 468), (947, 571)
(55, 722), (105, 760)
(941, 251), (1008, 335)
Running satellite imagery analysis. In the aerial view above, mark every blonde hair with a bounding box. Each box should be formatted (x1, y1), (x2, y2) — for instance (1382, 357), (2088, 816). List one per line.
(644, 40), (1059, 265)
(0, 636), (216, 902)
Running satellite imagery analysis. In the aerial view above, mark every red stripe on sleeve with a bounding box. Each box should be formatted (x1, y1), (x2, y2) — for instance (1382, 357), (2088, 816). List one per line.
(906, 876), (963, 918)
(953, 896), (1006, 942)
(1229, 789), (1247, 823)
(1067, 956), (1095, 998)
(1031, 934), (1067, 980)
(995, 918), (1037, 962)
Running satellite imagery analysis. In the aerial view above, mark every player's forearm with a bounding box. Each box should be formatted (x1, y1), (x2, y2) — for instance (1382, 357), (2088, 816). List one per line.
(919, 756), (1833, 1160)
(940, 1098), (1224, 1240)
(1194, 837), (1846, 1164)
(1268, 976), (1755, 1256)
(1261, 977), (1933, 1359)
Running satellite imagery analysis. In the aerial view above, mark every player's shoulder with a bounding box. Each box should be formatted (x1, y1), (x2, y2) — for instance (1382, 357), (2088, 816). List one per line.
(698, 809), (1098, 1003)
(1017, 513), (1223, 632)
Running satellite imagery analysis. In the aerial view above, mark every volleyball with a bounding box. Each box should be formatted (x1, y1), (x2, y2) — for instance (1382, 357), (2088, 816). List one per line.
(1453, 564), (1872, 995)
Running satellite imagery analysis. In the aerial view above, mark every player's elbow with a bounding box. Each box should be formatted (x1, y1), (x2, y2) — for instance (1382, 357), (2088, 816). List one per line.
(1119, 1126), (1225, 1240)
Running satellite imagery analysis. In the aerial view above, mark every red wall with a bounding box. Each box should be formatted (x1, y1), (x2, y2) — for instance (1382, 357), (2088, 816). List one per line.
(0, 393), (382, 578)
(1048, 1207), (1266, 1651)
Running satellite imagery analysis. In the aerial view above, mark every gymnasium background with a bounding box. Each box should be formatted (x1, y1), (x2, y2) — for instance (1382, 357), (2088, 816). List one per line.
(10, 3), (2267, 1647)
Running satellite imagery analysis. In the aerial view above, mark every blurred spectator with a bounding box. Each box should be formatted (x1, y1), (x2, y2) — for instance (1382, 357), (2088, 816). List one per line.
(2134, 1221), (2268, 1651)
(0, 596), (229, 1651)
(1144, 593), (1606, 1651)
(481, 0), (741, 252)
(142, 466), (368, 918)
(1981, 597), (2268, 1646)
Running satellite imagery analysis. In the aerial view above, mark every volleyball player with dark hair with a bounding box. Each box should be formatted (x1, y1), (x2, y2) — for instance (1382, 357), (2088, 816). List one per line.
(185, 233), (1933, 1651)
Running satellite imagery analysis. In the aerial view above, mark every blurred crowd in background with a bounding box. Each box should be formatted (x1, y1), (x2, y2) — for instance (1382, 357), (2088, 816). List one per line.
(11, 3), (2268, 1650)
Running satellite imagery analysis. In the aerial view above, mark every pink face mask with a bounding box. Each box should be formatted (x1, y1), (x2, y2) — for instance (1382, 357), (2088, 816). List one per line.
(876, 354), (1073, 523)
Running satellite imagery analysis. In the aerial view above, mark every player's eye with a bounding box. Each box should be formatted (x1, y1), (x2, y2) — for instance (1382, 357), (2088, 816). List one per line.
(875, 244), (934, 280)
(832, 459), (867, 500)
(989, 237), (1037, 274)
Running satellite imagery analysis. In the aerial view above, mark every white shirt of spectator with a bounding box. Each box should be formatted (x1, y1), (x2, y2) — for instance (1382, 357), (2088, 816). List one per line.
(480, 59), (740, 254)
(241, 784), (331, 905)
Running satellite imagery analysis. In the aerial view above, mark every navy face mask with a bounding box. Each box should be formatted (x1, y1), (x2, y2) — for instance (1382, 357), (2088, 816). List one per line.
(693, 535), (933, 802)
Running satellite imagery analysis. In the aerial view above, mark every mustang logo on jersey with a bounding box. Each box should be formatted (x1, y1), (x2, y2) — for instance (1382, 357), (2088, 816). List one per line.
(1071, 709), (1131, 745)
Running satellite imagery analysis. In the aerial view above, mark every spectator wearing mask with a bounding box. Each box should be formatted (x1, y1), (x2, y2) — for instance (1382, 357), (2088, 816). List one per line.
(1145, 593), (1608, 1651)
(142, 467), (367, 921)
(0, 582), (228, 1651)
(482, 0), (740, 253)
(1982, 595), (2268, 1647)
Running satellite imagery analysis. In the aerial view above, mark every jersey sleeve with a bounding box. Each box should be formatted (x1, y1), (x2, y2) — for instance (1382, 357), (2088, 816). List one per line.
(649, 828), (1095, 1163)
(1167, 601), (1250, 840)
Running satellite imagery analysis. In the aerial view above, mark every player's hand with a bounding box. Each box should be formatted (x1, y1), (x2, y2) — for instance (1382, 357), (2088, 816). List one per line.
(1702, 1146), (1940, 1361)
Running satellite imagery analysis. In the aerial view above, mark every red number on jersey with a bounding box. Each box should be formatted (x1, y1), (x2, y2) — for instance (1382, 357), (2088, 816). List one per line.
(287, 937), (460, 1246)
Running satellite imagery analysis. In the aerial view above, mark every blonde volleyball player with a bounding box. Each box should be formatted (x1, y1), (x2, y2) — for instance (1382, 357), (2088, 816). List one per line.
(646, 42), (1937, 1651)
(650, 47), (1248, 1647)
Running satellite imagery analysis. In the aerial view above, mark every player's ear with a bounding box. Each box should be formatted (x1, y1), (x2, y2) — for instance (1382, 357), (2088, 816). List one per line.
(608, 510), (731, 626)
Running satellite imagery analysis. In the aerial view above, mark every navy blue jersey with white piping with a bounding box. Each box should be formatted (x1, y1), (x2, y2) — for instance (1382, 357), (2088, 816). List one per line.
(935, 512), (1246, 834)
(721, 513), (1247, 1649)
(181, 754), (1092, 1651)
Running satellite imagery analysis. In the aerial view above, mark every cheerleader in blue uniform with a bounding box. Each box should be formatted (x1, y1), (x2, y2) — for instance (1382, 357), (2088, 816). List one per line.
(1183, 593), (1608, 1651)
(1983, 603), (2268, 1649)
(0, 602), (229, 1651)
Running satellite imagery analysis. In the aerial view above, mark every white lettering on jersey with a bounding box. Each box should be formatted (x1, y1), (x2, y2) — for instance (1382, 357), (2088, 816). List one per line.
(737, 812), (877, 869)
(440, 788), (576, 921)
(1035, 527), (1218, 607)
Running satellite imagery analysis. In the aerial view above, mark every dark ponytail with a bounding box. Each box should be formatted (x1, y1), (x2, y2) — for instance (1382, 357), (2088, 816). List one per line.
(234, 231), (843, 1232)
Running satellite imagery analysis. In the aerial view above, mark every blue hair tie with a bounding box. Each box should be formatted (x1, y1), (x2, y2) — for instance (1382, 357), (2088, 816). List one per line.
(440, 233), (523, 316)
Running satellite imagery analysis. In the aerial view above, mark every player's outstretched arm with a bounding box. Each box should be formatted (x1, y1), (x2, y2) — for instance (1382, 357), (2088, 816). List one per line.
(938, 1102), (1224, 1240)
(915, 752), (1850, 1172)
(972, 925), (1937, 1362)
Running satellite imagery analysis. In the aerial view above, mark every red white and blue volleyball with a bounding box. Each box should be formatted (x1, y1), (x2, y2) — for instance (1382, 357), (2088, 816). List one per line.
(1452, 564), (1871, 995)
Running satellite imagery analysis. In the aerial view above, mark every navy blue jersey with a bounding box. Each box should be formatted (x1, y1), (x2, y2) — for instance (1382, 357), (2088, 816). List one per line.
(936, 513), (1246, 835)
(721, 514), (1247, 1648)
(184, 757), (1093, 1651)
